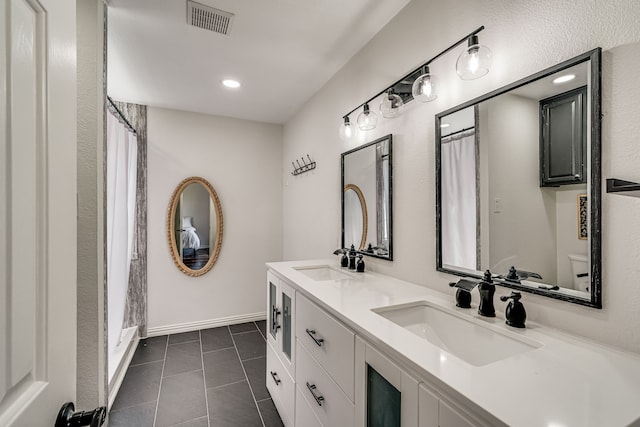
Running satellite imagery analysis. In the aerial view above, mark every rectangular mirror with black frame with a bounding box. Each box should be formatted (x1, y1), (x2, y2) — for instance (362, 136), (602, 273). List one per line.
(342, 135), (393, 260)
(436, 48), (601, 308)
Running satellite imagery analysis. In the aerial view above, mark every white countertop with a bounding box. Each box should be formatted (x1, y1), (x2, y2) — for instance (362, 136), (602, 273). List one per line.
(267, 259), (640, 427)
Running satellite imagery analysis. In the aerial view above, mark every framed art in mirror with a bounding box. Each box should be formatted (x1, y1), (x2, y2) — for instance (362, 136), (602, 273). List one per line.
(342, 134), (393, 260)
(436, 48), (601, 308)
(167, 176), (223, 277)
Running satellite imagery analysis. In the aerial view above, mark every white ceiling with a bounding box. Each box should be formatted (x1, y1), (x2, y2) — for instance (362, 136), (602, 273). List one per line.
(107, 0), (411, 124)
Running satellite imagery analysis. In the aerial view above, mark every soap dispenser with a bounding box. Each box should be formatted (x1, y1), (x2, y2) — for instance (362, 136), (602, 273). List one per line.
(500, 291), (526, 328)
(348, 244), (357, 270)
(356, 254), (365, 272)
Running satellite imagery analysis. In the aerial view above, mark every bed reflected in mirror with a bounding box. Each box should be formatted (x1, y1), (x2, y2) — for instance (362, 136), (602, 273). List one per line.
(167, 177), (223, 277)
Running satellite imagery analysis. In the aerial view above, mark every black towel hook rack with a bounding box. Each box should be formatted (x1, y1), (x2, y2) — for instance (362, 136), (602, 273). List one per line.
(291, 154), (316, 176)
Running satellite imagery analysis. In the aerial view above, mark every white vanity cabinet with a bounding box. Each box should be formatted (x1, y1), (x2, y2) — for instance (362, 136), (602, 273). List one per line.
(266, 272), (296, 425)
(267, 268), (501, 427)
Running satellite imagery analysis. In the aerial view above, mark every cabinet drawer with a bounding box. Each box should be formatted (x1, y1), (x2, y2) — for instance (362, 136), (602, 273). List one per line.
(296, 340), (354, 427)
(295, 386), (323, 427)
(266, 342), (295, 427)
(296, 293), (355, 400)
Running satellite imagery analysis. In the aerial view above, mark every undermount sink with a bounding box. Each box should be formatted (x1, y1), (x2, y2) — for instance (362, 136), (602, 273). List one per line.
(294, 265), (352, 281)
(372, 302), (541, 366)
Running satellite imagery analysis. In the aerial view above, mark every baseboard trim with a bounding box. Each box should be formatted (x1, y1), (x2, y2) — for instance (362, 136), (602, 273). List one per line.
(146, 312), (267, 337)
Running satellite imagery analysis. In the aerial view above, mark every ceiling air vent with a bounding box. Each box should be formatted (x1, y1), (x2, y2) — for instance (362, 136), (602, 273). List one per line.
(187, 1), (234, 35)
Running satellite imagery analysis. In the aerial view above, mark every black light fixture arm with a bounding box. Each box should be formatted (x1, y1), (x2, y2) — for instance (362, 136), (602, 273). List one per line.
(342, 26), (485, 119)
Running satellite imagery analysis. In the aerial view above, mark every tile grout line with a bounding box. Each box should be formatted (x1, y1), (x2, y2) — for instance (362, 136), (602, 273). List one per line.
(201, 345), (235, 355)
(198, 330), (211, 427)
(152, 337), (169, 427)
(230, 328), (259, 336)
(229, 325), (267, 427)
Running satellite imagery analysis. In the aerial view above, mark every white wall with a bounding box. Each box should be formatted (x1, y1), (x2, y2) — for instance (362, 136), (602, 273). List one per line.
(147, 107), (282, 331)
(483, 94), (557, 282)
(282, 0), (640, 353)
(76, 0), (106, 408)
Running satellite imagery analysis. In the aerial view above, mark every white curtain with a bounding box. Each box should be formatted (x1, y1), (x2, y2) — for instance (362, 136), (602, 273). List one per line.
(441, 132), (476, 270)
(106, 109), (137, 361)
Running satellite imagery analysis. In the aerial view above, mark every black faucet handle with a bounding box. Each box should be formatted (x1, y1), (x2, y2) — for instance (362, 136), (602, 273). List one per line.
(500, 292), (526, 328)
(483, 269), (493, 283)
(500, 291), (522, 302)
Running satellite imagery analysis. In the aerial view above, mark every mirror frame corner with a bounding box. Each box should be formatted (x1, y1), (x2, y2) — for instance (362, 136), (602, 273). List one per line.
(435, 48), (602, 308)
(167, 176), (224, 277)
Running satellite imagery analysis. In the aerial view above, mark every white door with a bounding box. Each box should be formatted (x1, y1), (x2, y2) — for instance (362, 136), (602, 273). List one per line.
(0, 0), (78, 425)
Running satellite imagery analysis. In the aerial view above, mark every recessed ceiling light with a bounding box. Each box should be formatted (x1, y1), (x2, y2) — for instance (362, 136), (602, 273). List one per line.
(441, 123), (451, 128)
(222, 79), (240, 88)
(553, 74), (575, 84)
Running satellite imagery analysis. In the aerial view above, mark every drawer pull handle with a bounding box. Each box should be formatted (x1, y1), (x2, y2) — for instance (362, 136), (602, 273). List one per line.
(270, 371), (281, 385)
(306, 382), (325, 406)
(306, 329), (324, 347)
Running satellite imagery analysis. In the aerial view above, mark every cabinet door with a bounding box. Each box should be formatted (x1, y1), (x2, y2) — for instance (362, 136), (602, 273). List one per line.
(280, 280), (295, 377)
(267, 272), (281, 343)
(439, 400), (476, 427)
(540, 86), (587, 186)
(418, 384), (439, 427)
(362, 344), (419, 427)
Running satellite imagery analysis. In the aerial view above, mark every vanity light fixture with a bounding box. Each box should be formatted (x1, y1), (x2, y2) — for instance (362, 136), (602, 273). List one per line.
(412, 65), (438, 102)
(553, 74), (576, 84)
(440, 123), (451, 128)
(357, 103), (378, 131)
(456, 34), (493, 80)
(339, 116), (354, 141)
(379, 89), (404, 118)
(339, 26), (490, 139)
(222, 79), (241, 88)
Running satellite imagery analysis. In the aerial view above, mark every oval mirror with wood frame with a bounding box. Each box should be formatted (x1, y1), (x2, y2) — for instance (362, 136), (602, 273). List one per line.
(167, 177), (223, 277)
(344, 183), (368, 250)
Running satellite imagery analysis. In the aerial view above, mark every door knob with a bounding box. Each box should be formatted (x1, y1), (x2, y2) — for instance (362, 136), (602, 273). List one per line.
(55, 402), (106, 427)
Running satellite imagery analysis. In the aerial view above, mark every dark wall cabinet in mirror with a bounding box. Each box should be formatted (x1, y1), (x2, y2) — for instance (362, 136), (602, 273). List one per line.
(342, 135), (393, 260)
(167, 177), (223, 277)
(436, 48), (601, 308)
(540, 86), (587, 186)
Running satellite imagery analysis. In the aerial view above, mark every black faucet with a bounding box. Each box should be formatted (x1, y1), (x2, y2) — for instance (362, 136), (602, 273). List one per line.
(477, 270), (496, 317)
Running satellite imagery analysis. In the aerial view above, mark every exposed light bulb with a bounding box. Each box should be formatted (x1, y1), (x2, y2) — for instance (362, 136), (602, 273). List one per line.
(412, 66), (438, 102)
(456, 35), (492, 80)
(339, 116), (354, 140)
(380, 90), (404, 118)
(357, 103), (378, 131)
(467, 51), (480, 75)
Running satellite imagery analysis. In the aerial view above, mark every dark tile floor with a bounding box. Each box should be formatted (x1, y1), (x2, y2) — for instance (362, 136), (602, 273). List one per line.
(109, 320), (284, 427)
